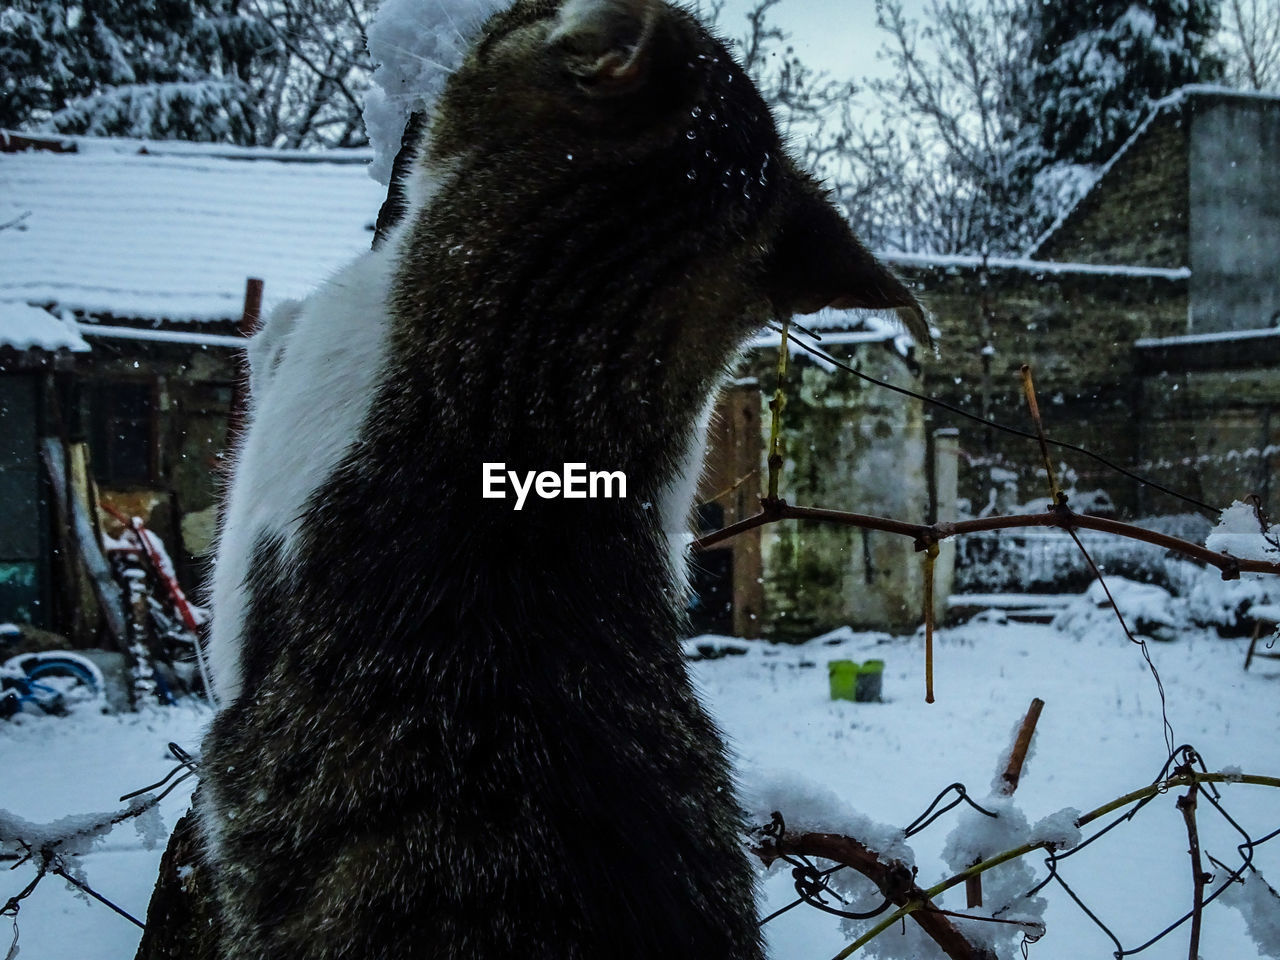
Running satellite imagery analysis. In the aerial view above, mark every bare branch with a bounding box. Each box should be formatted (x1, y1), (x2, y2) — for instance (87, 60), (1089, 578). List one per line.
(694, 499), (1274, 578)
(757, 831), (996, 960)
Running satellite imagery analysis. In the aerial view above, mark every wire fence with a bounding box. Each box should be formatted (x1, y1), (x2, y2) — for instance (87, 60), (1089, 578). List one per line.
(753, 740), (1280, 960)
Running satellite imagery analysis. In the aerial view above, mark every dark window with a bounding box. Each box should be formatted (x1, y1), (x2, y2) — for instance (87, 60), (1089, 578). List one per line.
(89, 382), (155, 486)
(0, 374), (47, 626)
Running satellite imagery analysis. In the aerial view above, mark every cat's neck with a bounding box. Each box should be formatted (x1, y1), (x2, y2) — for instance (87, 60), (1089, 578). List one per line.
(382, 158), (761, 479)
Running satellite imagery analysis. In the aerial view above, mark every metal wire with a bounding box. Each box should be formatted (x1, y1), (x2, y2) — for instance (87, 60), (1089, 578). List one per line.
(1, 742), (200, 949)
(903, 783), (999, 838)
(764, 321), (1221, 515)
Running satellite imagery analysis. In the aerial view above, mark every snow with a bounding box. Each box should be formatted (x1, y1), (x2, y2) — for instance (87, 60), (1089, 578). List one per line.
(708, 621), (1280, 959)
(879, 250), (1190, 281)
(363, 0), (503, 185)
(1030, 809), (1082, 850)
(48, 80), (254, 141)
(0, 302), (89, 353)
(0, 141), (385, 322)
(939, 795), (1046, 958)
(2, 651), (107, 714)
(1053, 578), (1184, 639)
(1206, 500), (1280, 564)
(742, 771), (914, 867)
(752, 328), (895, 349)
(74, 323), (248, 349)
(1221, 870), (1280, 958)
(15, 132), (375, 163)
(1136, 326), (1280, 349)
(949, 593), (1073, 609)
(2, 616), (1278, 959)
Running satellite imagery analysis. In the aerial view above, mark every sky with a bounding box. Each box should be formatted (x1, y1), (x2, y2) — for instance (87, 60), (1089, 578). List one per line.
(714, 0), (930, 82)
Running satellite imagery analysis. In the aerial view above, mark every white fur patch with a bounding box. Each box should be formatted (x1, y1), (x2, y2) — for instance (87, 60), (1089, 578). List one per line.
(206, 164), (449, 705)
(206, 249), (396, 703)
(246, 298), (303, 401)
(658, 391), (718, 599)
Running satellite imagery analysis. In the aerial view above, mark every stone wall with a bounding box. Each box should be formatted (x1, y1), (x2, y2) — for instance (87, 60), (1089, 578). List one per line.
(745, 341), (934, 639)
(902, 262), (1189, 517)
(1138, 333), (1280, 518)
(1034, 112), (1189, 268)
(1188, 95), (1280, 331)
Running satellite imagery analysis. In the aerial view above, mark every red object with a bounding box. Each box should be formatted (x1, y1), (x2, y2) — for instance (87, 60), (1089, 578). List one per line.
(99, 503), (200, 633)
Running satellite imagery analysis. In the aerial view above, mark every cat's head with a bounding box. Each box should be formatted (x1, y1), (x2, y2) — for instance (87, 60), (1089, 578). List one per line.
(415, 0), (925, 341)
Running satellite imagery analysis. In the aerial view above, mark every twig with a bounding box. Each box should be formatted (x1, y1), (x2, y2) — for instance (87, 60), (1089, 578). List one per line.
(1000, 698), (1044, 796)
(922, 542), (939, 704)
(1019, 365), (1061, 505)
(758, 832), (992, 960)
(0, 211), (31, 232)
(695, 468), (760, 510)
(929, 771), (1280, 900)
(969, 697), (1045, 908)
(693, 500), (1273, 579)
(766, 768), (1280, 958)
(1177, 783), (1206, 960)
(767, 318), (790, 500)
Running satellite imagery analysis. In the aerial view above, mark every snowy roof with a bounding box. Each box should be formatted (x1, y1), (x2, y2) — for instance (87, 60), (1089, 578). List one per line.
(1135, 325), (1280, 349)
(1027, 85), (1280, 259)
(0, 133), (384, 323)
(0, 302), (90, 353)
(880, 251), (1189, 281)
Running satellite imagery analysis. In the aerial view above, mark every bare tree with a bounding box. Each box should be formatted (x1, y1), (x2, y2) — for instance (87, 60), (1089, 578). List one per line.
(1217, 0), (1280, 90)
(714, 0), (1044, 256)
(246, 0), (377, 148)
(852, 0), (1037, 255)
(712, 0), (864, 187)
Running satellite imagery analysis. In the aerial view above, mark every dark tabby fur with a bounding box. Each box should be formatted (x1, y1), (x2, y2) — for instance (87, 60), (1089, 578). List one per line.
(198, 1), (922, 957)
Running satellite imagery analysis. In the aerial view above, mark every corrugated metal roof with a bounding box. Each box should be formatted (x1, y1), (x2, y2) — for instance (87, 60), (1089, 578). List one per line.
(0, 136), (385, 323)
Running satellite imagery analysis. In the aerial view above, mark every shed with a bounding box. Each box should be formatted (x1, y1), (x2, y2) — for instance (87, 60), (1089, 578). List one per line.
(0, 132), (381, 640)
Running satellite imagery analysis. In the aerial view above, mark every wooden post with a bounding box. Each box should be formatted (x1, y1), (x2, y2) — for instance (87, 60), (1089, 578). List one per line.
(967, 697), (1045, 908)
(38, 437), (127, 647)
(225, 277), (263, 457)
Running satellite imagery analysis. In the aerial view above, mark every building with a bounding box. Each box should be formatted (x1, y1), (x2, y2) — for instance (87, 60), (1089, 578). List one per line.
(902, 86), (1280, 527)
(0, 131), (382, 640)
(1, 130), (939, 646)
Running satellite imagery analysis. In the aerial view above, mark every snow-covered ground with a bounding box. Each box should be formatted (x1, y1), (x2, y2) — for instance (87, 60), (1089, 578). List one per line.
(1, 614), (1276, 959)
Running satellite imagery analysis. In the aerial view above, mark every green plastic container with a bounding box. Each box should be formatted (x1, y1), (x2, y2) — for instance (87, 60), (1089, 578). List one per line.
(827, 660), (859, 702)
(856, 659), (885, 703)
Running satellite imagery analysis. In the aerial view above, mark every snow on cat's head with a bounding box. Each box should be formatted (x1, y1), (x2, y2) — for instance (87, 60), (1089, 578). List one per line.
(364, 0), (507, 185)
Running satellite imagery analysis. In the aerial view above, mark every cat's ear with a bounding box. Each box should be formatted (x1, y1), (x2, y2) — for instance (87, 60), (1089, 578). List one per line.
(549, 0), (659, 94)
(765, 182), (929, 345)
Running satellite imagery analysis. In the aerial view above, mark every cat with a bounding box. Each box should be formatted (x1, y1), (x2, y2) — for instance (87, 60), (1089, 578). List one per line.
(195, 0), (924, 957)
